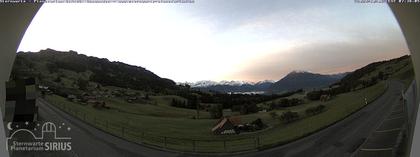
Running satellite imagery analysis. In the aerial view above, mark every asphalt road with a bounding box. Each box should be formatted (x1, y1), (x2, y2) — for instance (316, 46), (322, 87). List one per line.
(10, 81), (404, 157)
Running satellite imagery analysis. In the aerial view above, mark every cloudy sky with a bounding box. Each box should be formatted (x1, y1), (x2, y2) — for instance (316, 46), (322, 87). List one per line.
(18, 0), (409, 82)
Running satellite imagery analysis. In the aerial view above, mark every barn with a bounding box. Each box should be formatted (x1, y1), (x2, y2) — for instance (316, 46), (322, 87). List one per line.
(211, 117), (241, 135)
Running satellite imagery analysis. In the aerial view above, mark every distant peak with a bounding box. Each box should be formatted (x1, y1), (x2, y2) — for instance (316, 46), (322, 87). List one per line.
(255, 80), (276, 84)
(187, 80), (257, 87)
(289, 70), (312, 75)
(291, 70), (309, 73)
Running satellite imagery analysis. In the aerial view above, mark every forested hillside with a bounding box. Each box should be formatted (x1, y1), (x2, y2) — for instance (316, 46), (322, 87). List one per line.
(11, 49), (177, 92)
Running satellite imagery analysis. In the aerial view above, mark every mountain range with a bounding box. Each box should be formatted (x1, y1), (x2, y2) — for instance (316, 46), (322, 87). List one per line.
(270, 71), (348, 93)
(13, 49), (349, 94)
(190, 71), (348, 93)
(187, 80), (275, 93)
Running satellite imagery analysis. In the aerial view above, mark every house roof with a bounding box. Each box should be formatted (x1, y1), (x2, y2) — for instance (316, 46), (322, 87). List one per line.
(212, 118), (228, 132)
(229, 116), (241, 125)
(211, 117), (241, 132)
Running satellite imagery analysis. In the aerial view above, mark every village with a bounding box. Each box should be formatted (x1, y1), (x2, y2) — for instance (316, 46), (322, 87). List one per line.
(38, 84), (272, 135)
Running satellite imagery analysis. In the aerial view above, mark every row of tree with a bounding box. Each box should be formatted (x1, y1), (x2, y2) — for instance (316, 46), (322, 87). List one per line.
(270, 104), (327, 124)
(269, 98), (303, 110)
(305, 105), (326, 116)
(306, 70), (386, 101)
(170, 98), (199, 109)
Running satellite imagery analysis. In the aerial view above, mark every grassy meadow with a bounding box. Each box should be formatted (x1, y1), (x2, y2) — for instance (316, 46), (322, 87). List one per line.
(36, 53), (413, 153)
(45, 80), (387, 152)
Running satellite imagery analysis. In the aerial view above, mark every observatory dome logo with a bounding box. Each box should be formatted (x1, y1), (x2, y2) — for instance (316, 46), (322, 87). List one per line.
(6, 121), (72, 152)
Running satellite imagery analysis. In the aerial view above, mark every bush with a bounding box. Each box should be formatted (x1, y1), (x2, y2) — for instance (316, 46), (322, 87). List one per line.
(77, 79), (89, 90)
(270, 98), (303, 109)
(279, 111), (299, 123)
(240, 104), (259, 115)
(306, 91), (323, 100)
(171, 98), (187, 108)
(305, 105), (326, 116)
(209, 104), (223, 119)
(269, 112), (278, 119)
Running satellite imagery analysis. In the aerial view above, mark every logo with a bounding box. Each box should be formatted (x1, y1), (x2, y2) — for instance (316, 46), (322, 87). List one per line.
(6, 121), (72, 152)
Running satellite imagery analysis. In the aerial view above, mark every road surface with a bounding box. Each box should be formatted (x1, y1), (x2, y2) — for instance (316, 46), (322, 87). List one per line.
(9, 81), (404, 157)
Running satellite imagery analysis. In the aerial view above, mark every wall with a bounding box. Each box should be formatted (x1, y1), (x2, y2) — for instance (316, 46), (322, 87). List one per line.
(0, 4), (42, 157)
(389, 3), (420, 157)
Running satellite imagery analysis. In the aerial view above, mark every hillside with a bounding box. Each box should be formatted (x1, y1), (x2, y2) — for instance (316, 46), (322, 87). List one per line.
(334, 55), (413, 92)
(270, 71), (348, 93)
(11, 49), (177, 92)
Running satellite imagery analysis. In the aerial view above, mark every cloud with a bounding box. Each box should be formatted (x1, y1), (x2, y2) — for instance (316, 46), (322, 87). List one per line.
(172, 0), (334, 32)
(18, 1), (407, 82)
(228, 28), (409, 81)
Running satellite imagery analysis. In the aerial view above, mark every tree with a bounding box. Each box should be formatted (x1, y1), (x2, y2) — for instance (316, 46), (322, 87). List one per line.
(54, 77), (61, 83)
(209, 104), (223, 119)
(279, 111), (299, 123)
(279, 99), (289, 107)
(240, 104), (259, 115)
(77, 79), (89, 90)
(307, 90), (323, 100)
(378, 71), (385, 80)
(305, 105), (326, 116)
(269, 101), (277, 110)
(171, 98), (186, 108)
(187, 94), (201, 119)
(46, 62), (58, 73)
(269, 112), (278, 119)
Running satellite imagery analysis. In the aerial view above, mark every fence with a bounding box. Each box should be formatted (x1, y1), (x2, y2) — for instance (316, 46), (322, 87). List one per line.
(44, 99), (261, 153)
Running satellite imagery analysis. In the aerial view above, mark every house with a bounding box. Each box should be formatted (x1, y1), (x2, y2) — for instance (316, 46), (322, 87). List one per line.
(211, 117), (241, 135)
(38, 85), (53, 95)
(320, 94), (331, 102)
(126, 96), (138, 103)
(67, 95), (77, 101)
(236, 118), (267, 132)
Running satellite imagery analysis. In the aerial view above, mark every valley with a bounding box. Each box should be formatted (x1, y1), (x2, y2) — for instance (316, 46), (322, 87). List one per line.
(10, 49), (415, 153)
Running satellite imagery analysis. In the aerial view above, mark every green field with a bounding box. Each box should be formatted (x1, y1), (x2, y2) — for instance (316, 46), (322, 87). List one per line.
(45, 80), (387, 152)
(39, 55), (414, 153)
(14, 49), (415, 153)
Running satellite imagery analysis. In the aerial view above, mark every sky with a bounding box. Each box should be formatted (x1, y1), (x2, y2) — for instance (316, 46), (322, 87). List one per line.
(18, 0), (409, 83)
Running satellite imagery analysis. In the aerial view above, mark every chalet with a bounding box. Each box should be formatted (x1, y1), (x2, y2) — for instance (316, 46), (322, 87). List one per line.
(67, 95), (77, 102)
(38, 85), (49, 91)
(236, 118), (267, 132)
(320, 94), (331, 102)
(258, 109), (267, 113)
(211, 117), (241, 135)
(111, 90), (123, 97)
(81, 93), (96, 101)
(38, 85), (53, 95)
(126, 96), (138, 103)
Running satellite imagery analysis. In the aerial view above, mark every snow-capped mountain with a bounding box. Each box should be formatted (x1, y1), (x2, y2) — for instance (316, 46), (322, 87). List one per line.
(184, 80), (275, 88)
(181, 70), (349, 94)
(184, 80), (275, 93)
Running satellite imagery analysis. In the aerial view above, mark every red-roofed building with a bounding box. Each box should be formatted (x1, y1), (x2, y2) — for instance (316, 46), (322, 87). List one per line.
(211, 117), (241, 135)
